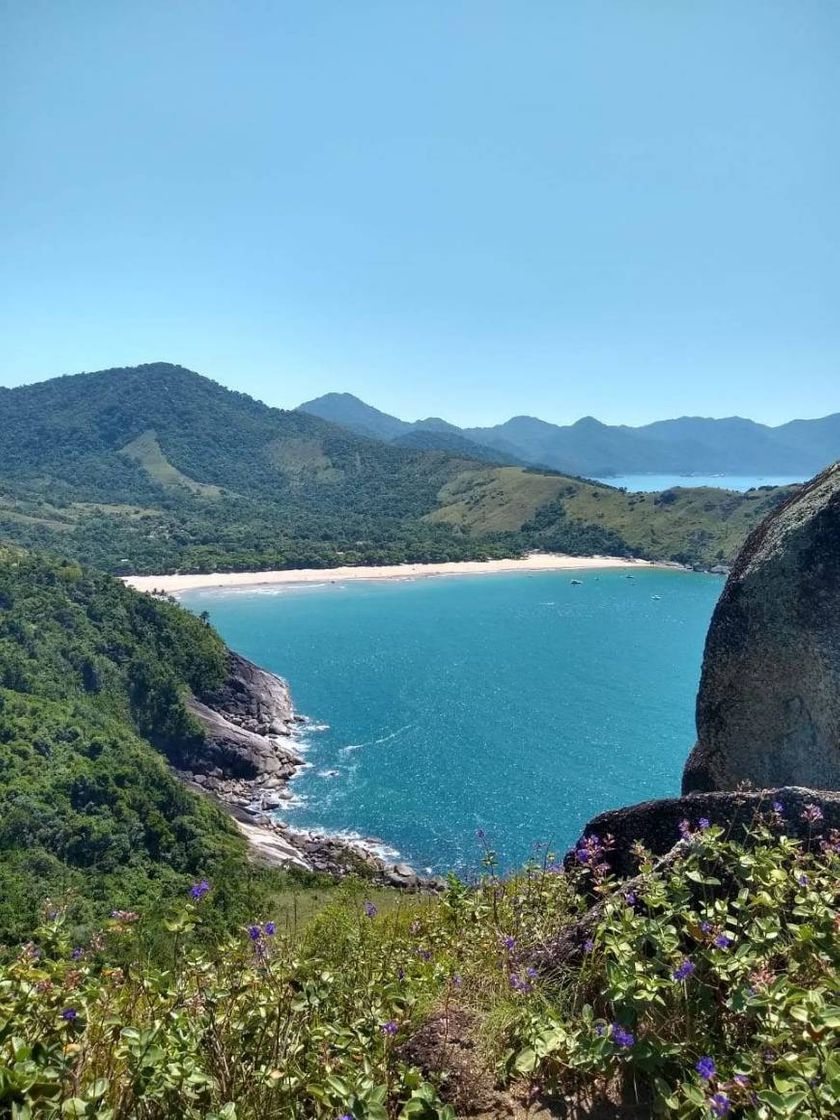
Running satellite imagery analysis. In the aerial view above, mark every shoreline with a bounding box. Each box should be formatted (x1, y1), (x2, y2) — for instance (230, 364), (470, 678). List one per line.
(124, 553), (668, 596)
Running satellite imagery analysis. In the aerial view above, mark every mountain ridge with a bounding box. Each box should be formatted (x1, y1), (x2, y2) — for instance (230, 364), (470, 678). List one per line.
(298, 391), (840, 477)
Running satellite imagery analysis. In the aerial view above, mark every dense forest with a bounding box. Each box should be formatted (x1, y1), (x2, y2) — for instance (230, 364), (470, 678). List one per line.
(0, 364), (798, 572)
(0, 547), (285, 942)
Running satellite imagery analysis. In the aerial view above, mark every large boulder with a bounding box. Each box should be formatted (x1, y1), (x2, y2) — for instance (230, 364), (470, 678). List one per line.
(683, 463), (840, 793)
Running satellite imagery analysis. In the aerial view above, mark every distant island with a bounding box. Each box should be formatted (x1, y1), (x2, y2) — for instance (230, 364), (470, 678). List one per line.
(299, 390), (840, 478)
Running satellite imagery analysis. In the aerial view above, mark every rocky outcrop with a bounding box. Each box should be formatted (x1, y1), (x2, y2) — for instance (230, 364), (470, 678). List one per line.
(199, 650), (298, 737)
(539, 787), (840, 973)
(684, 463), (840, 793)
(178, 648), (437, 889)
(184, 651), (303, 779)
(570, 786), (840, 880)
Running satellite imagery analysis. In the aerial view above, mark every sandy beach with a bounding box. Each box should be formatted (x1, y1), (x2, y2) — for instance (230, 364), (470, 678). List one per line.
(124, 553), (662, 596)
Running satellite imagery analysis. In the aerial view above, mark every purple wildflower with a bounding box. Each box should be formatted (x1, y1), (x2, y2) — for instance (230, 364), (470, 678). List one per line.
(416, 948), (431, 961)
(264, 921), (276, 936)
(71, 947), (84, 960)
(502, 935), (516, 953)
(338, 1115), (354, 1120)
(611, 1023), (635, 1049)
(710, 1092), (731, 1117)
(190, 879), (210, 900)
(61, 1008), (77, 1021)
(715, 933), (733, 949)
(381, 1020), (398, 1036)
(802, 804), (824, 825)
(509, 973), (532, 994)
(624, 891), (637, 907)
(247, 925), (261, 941)
(397, 967), (405, 981)
(698, 817), (711, 830)
(797, 874), (809, 887)
(700, 920), (712, 933)
(772, 801), (784, 815)
(733, 1075), (750, 1087)
(696, 1056), (716, 1081)
(526, 966), (538, 979)
(678, 819), (692, 839)
(673, 959), (696, 982)
(575, 846), (591, 864)
(363, 900), (377, 919)
(595, 1023), (606, 1037)
(451, 973), (463, 987)
(583, 938), (595, 952)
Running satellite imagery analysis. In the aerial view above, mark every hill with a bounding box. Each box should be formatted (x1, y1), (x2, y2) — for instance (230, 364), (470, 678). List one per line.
(0, 547), (286, 941)
(300, 391), (840, 477)
(0, 363), (798, 571)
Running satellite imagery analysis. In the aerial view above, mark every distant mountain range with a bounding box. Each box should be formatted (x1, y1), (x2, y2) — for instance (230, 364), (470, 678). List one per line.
(298, 392), (840, 478)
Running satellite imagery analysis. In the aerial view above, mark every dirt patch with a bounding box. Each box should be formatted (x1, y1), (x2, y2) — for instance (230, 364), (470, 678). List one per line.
(401, 1007), (652, 1119)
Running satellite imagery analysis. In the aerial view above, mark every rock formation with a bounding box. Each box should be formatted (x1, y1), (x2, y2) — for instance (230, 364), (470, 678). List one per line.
(570, 786), (840, 880)
(683, 462), (840, 793)
(184, 650), (302, 779)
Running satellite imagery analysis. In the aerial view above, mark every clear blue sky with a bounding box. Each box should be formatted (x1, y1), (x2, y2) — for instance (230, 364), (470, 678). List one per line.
(1, 1), (837, 426)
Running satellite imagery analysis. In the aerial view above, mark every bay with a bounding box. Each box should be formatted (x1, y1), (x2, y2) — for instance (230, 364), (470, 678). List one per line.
(595, 473), (804, 492)
(182, 569), (722, 874)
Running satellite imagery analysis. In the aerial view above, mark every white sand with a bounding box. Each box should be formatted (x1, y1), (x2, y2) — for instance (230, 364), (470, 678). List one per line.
(123, 553), (662, 595)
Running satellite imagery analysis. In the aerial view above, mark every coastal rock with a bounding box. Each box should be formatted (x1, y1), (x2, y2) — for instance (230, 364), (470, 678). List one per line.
(200, 650), (296, 735)
(569, 786), (840, 880)
(684, 463), (840, 793)
(184, 650), (302, 780)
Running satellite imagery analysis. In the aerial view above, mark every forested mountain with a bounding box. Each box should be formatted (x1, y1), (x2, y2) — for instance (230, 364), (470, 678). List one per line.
(299, 391), (840, 477)
(0, 363), (798, 571)
(0, 548), (278, 941)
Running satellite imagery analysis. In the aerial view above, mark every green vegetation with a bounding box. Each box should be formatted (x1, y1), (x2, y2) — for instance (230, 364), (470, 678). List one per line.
(0, 548), (290, 942)
(0, 364), (799, 572)
(431, 469), (796, 566)
(2, 808), (836, 1118)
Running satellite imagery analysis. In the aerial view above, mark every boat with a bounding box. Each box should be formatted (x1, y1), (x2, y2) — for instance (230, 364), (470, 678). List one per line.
(570, 578), (583, 585)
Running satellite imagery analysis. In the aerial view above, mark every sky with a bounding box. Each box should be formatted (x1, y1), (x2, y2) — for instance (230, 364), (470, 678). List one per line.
(1, 1), (838, 427)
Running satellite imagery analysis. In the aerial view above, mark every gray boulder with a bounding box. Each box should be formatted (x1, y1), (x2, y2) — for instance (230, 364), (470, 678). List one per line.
(684, 463), (840, 793)
(569, 786), (840, 880)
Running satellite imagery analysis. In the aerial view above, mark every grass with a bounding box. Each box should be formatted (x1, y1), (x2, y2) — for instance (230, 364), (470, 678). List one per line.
(562, 483), (798, 564)
(428, 467), (569, 533)
(119, 430), (222, 498)
(430, 469), (798, 565)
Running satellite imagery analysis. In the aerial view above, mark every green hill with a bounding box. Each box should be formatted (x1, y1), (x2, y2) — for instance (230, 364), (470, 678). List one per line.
(0, 364), (799, 571)
(0, 547), (282, 942)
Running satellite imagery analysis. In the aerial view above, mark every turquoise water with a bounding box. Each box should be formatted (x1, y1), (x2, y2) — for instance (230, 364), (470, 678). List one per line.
(182, 569), (722, 874)
(595, 473), (803, 492)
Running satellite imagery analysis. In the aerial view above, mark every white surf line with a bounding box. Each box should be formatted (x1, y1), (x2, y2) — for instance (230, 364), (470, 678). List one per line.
(339, 723), (414, 755)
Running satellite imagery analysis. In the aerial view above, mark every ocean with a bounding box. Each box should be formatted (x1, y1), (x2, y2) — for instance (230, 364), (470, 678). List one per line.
(594, 474), (804, 492)
(182, 568), (723, 874)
